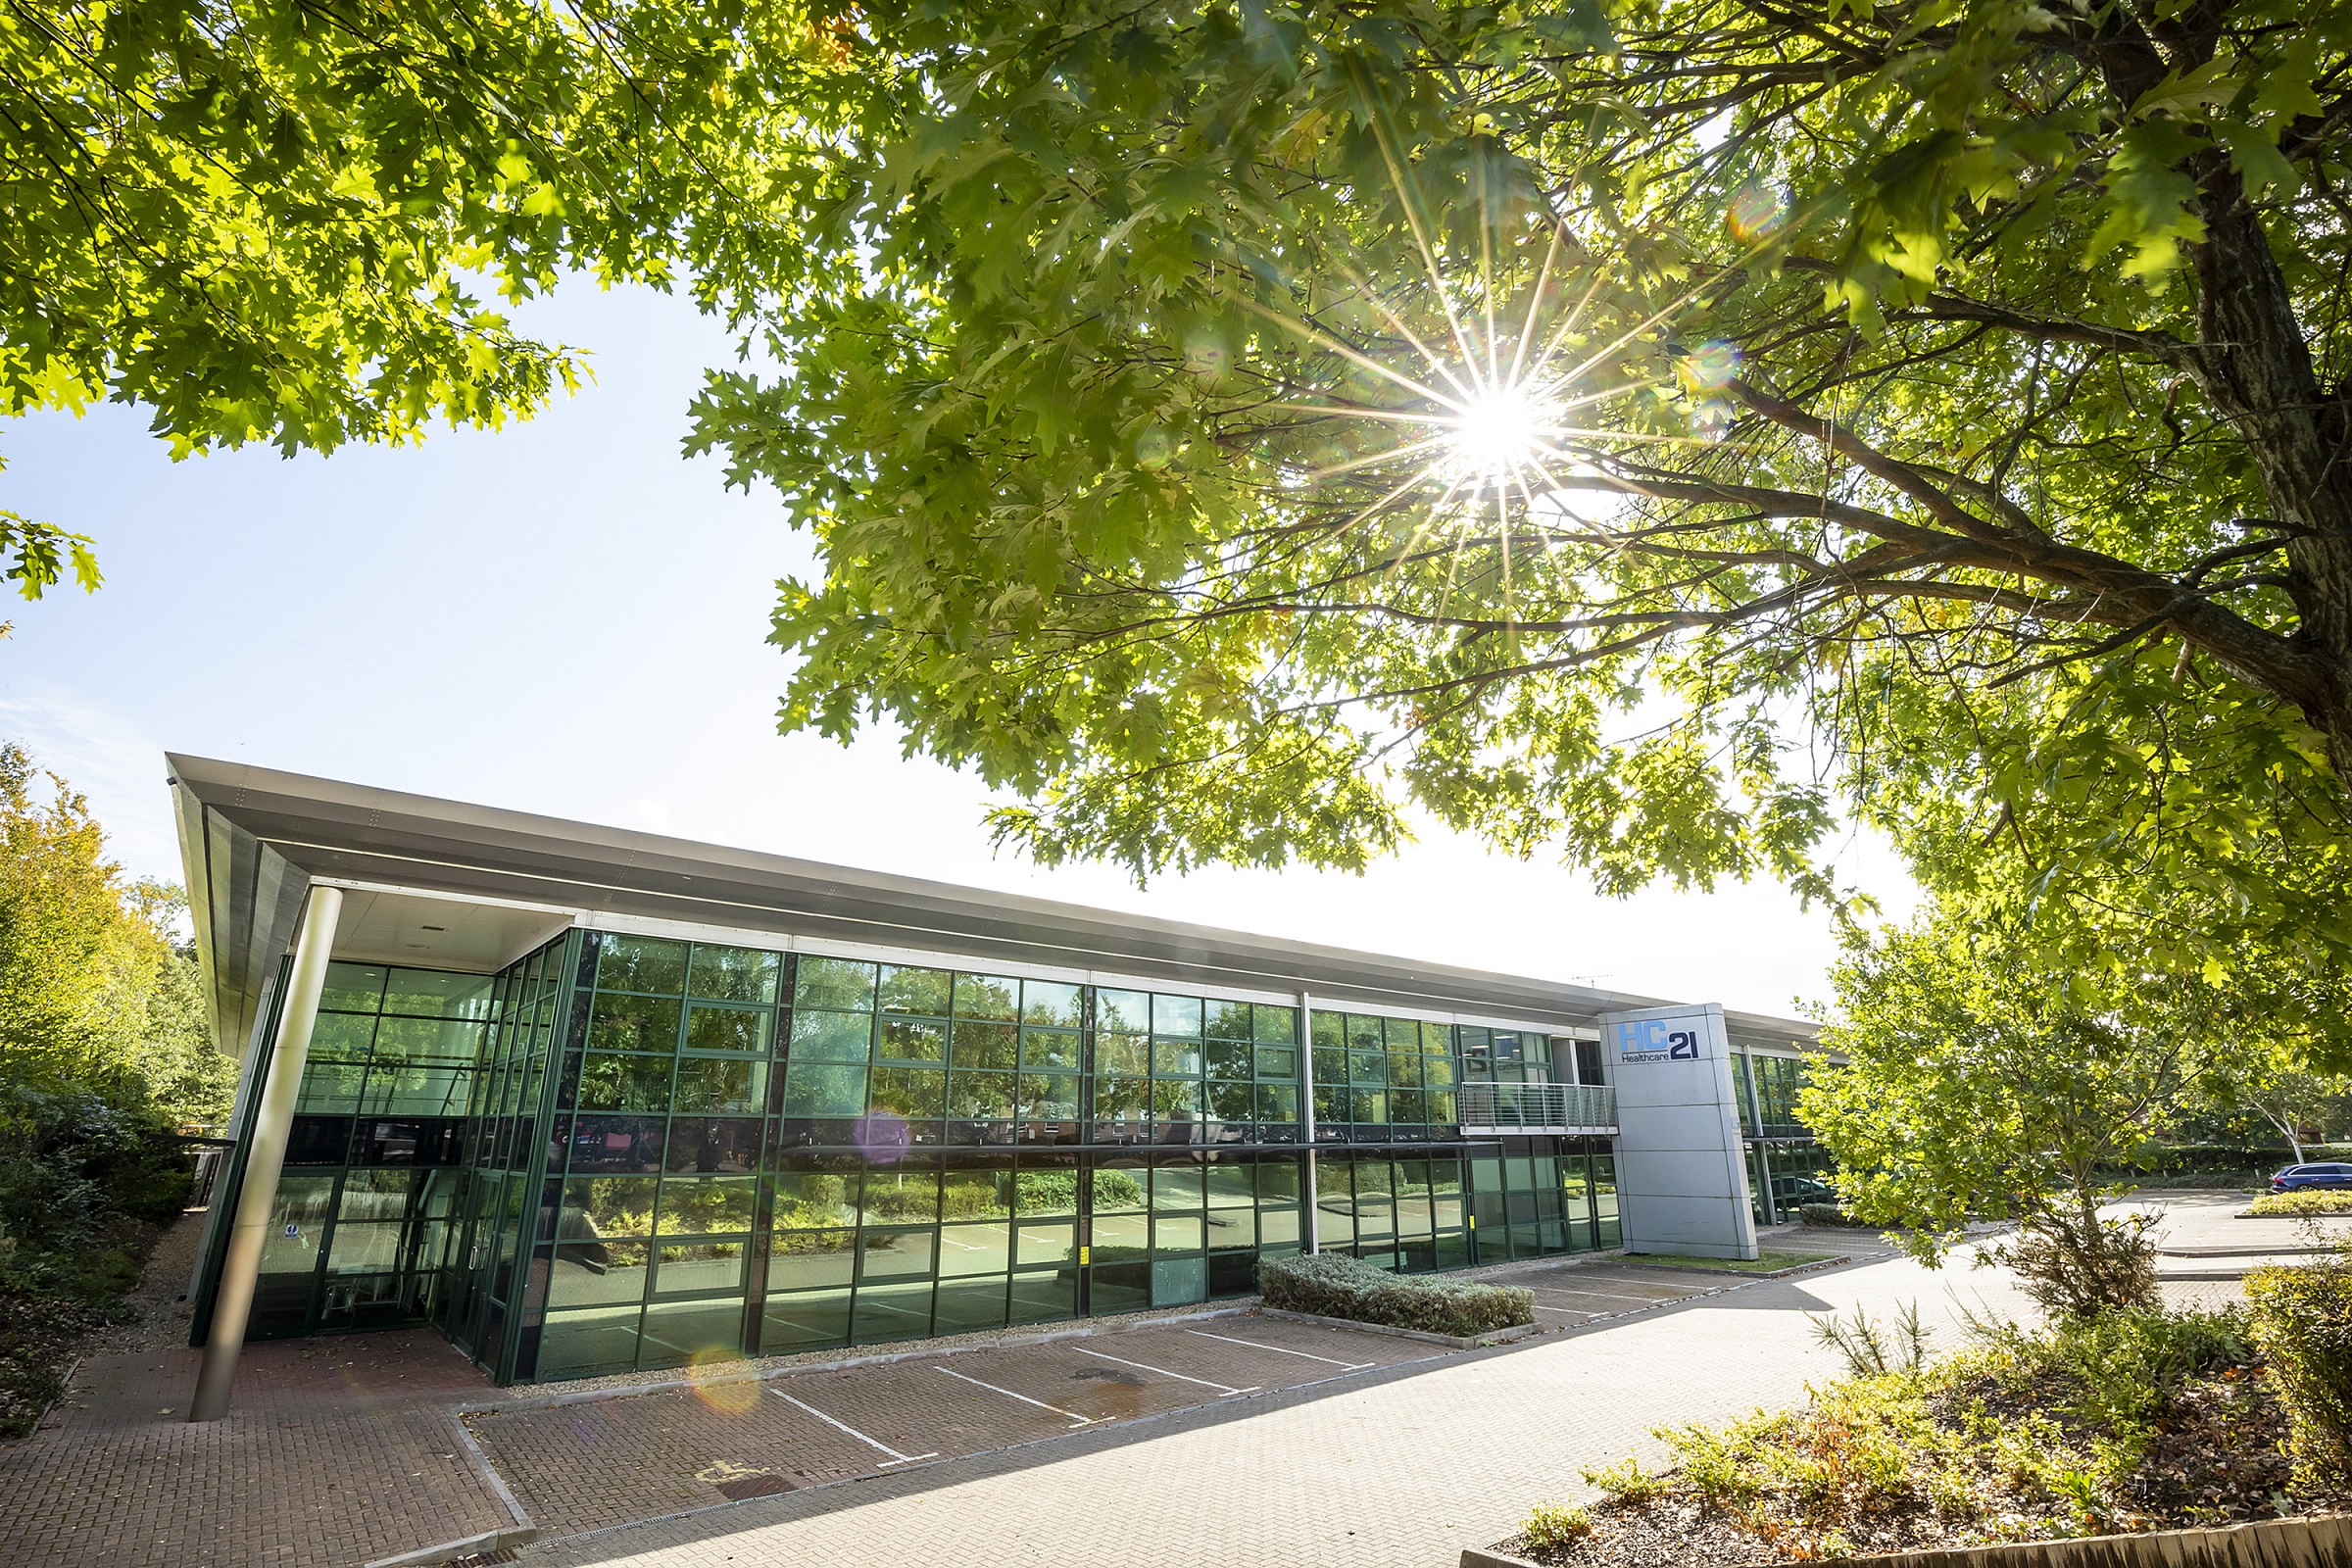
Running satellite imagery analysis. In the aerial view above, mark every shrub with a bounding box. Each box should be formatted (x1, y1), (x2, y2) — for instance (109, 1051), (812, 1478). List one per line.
(1257, 1251), (1533, 1338)
(1580, 1451), (1665, 1502)
(1798, 1203), (1870, 1227)
(2247, 1190), (2352, 1217)
(2246, 1260), (2352, 1488)
(1990, 1212), (2159, 1320)
(1521, 1501), (1593, 1547)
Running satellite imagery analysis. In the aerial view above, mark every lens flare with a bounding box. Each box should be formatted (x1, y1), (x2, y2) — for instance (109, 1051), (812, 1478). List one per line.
(852, 1110), (910, 1164)
(686, 1349), (760, 1416)
(1725, 180), (1788, 244)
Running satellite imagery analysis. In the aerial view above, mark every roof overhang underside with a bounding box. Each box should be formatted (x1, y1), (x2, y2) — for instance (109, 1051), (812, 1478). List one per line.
(166, 754), (1821, 1059)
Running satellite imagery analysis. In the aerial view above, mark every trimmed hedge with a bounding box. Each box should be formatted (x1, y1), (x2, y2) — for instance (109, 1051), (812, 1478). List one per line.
(2246, 1260), (2352, 1487)
(1798, 1203), (1873, 1228)
(1257, 1251), (1533, 1338)
(2247, 1190), (2352, 1217)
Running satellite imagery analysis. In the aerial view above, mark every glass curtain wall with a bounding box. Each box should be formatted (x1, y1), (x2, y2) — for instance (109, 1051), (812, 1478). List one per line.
(438, 933), (576, 1379)
(217, 926), (1614, 1383)
(1463, 1136), (1621, 1261)
(237, 960), (494, 1338)
(530, 937), (1315, 1380)
(1733, 1049), (1834, 1224)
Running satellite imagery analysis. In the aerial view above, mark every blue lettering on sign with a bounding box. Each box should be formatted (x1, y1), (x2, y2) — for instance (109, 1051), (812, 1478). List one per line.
(1619, 1018), (1705, 1063)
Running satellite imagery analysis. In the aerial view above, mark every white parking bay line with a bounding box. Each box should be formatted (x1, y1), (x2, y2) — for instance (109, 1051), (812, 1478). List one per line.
(1077, 1348), (1259, 1397)
(936, 1365), (1097, 1428)
(1531, 1303), (1594, 1318)
(1183, 1329), (1374, 1370)
(1531, 1285), (1679, 1304)
(769, 1391), (940, 1467)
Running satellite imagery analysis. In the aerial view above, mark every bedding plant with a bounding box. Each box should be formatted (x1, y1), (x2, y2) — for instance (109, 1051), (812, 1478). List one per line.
(1496, 1292), (2352, 1567)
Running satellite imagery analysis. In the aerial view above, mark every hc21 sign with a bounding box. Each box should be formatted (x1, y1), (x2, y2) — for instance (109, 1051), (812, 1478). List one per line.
(1616, 1018), (1703, 1063)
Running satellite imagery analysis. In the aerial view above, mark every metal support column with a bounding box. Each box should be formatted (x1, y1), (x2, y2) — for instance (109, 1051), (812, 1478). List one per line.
(189, 886), (343, 1422)
(1298, 990), (1319, 1253)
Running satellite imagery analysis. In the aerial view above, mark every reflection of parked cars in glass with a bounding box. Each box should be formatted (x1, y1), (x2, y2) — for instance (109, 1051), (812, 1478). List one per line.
(2271, 1163), (2352, 1193)
(1771, 1175), (1838, 1206)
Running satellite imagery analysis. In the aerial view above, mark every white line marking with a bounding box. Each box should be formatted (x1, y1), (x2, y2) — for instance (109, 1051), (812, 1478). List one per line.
(935, 1366), (1097, 1427)
(1529, 1286), (1679, 1304)
(1531, 1303), (1595, 1317)
(769, 1391), (939, 1467)
(1184, 1329), (1374, 1369)
(1075, 1348), (1258, 1397)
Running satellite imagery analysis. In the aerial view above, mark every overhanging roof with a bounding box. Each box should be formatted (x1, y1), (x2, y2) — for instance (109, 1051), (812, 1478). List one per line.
(166, 754), (1821, 1059)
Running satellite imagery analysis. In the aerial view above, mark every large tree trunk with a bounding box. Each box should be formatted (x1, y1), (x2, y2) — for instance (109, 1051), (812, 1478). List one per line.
(2188, 166), (2352, 784)
(2082, 16), (2352, 785)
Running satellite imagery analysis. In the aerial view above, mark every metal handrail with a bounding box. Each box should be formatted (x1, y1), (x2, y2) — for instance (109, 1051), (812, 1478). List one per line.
(1456, 1081), (1617, 1130)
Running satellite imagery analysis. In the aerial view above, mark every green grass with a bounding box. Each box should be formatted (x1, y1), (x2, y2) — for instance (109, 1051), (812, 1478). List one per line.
(1625, 1250), (1833, 1273)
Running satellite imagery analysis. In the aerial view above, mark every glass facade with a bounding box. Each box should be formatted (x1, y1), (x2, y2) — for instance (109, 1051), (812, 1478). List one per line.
(203, 930), (1626, 1383)
(1733, 1049), (1835, 1224)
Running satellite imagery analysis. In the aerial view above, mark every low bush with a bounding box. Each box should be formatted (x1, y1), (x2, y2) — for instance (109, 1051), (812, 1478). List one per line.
(1500, 1305), (2303, 1566)
(1257, 1251), (1533, 1338)
(2247, 1190), (2352, 1217)
(1520, 1501), (1593, 1548)
(2247, 1261), (2352, 1488)
(1798, 1203), (1871, 1227)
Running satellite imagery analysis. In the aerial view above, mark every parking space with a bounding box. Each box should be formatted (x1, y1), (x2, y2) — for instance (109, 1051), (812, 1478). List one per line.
(1491, 1259), (1725, 1325)
(466, 1312), (1432, 1540)
(467, 1255), (1855, 1548)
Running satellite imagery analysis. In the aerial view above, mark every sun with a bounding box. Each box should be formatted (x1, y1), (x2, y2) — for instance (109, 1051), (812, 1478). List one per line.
(1442, 381), (1565, 485)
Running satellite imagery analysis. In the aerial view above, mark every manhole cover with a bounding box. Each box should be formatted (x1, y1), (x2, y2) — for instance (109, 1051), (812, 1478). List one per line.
(715, 1472), (795, 1502)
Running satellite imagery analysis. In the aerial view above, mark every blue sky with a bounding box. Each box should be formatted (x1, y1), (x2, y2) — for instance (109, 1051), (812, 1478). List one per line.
(0, 280), (1906, 1017)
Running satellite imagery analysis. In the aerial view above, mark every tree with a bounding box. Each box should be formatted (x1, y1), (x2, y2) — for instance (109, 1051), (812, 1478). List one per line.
(0, 743), (224, 1120)
(1798, 903), (2327, 1318)
(2227, 1060), (2352, 1162)
(688, 1), (2352, 958)
(1, 0), (842, 596)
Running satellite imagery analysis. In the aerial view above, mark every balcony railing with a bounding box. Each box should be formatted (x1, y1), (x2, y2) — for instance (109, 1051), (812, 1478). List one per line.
(1455, 1081), (1617, 1133)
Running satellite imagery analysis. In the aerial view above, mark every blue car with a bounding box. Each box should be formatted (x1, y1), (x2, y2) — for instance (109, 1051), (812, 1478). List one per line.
(2271, 1163), (2352, 1193)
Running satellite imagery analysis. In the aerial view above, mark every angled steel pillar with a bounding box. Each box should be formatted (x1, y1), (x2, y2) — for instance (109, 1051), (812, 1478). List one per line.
(1298, 990), (1319, 1253)
(189, 886), (343, 1422)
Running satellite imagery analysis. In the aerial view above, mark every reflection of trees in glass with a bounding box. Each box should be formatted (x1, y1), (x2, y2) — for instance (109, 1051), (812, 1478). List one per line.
(675, 1056), (762, 1113)
(794, 956), (875, 1011)
(877, 965), (951, 1015)
(954, 973), (1019, 1021)
(577, 1053), (672, 1112)
(773, 1173), (857, 1229)
(589, 994), (680, 1052)
(686, 945), (778, 1004)
(942, 1170), (1012, 1219)
(566, 1177), (657, 1239)
(952, 1021), (1017, 1068)
(1013, 1169), (1085, 1215)
(1022, 981), (1082, 1028)
(598, 936), (687, 996)
(658, 1176), (756, 1235)
(1090, 1168), (1147, 1211)
(871, 1066), (945, 1118)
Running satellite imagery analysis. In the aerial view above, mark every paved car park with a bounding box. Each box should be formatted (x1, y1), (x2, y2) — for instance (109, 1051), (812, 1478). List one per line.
(3, 1216), (1911, 1568)
(467, 1255), (1836, 1546)
(473, 1314), (1451, 1540)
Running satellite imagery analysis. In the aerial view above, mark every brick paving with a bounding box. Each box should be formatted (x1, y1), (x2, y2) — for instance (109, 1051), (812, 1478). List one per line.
(0, 1210), (513, 1568)
(0, 1213), (2043, 1568)
(529, 1238), (2032, 1568)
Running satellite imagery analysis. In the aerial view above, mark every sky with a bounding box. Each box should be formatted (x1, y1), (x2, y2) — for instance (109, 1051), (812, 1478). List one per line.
(0, 280), (1911, 1019)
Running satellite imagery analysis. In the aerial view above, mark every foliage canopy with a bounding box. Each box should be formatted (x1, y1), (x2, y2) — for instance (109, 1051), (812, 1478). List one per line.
(678, 0), (2352, 968)
(0, 0), (836, 595)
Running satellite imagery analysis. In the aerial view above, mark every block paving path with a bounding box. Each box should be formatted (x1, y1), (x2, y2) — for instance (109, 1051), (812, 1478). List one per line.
(0, 1211), (514, 1568)
(5, 1216), (2036, 1568)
